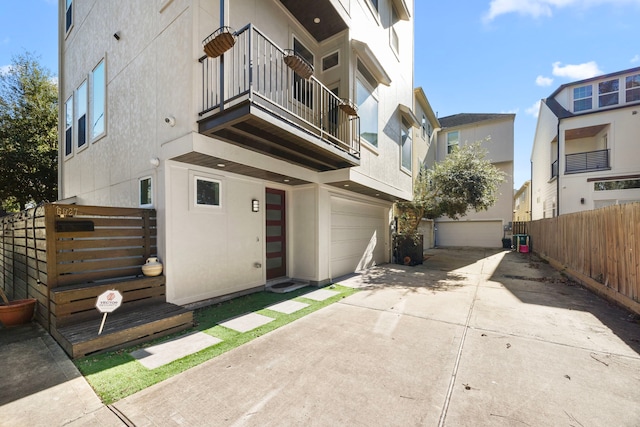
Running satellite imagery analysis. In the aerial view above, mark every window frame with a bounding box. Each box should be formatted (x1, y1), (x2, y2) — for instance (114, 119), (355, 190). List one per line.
(64, 95), (73, 158)
(356, 60), (379, 149)
(193, 176), (222, 209)
(626, 74), (640, 103)
(76, 80), (88, 151)
(139, 176), (153, 208)
(598, 78), (619, 108)
(400, 121), (412, 173)
(573, 85), (593, 112)
(321, 51), (340, 72)
(65, 0), (73, 35)
(447, 131), (459, 155)
(90, 58), (106, 142)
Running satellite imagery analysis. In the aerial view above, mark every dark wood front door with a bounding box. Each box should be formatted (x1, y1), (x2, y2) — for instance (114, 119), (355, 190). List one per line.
(266, 188), (286, 280)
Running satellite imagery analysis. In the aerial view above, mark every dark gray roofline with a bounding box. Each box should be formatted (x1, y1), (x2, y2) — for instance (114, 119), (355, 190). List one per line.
(548, 65), (640, 99)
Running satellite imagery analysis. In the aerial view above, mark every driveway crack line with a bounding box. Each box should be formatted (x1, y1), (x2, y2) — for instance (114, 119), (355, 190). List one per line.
(437, 273), (482, 427)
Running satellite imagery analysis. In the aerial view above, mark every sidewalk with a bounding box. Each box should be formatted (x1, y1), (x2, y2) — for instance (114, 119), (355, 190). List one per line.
(2, 248), (640, 426)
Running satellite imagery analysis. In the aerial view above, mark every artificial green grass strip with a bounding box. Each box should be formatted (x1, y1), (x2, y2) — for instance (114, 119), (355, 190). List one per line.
(74, 284), (357, 404)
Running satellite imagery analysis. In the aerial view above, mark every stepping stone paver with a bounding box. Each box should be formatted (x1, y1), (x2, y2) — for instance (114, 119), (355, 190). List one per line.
(267, 300), (310, 314)
(131, 332), (222, 370)
(302, 289), (339, 301)
(219, 312), (274, 333)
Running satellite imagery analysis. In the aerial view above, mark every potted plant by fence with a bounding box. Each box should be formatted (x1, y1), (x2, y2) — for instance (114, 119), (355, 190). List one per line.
(0, 287), (36, 327)
(395, 141), (505, 264)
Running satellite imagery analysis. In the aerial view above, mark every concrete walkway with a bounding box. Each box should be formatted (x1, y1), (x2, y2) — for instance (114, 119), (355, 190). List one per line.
(2, 248), (640, 426)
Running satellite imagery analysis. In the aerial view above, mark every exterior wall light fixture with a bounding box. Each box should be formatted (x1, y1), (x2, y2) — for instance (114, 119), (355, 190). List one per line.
(252, 199), (259, 212)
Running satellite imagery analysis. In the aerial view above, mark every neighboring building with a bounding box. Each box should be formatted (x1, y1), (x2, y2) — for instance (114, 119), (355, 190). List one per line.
(531, 67), (640, 220)
(431, 113), (515, 248)
(58, 0), (418, 305)
(412, 87), (440, 249)
(513, 180), (531, 222)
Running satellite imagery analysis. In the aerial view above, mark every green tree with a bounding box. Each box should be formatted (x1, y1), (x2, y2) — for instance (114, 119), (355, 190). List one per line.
(396, 140), (506, 236)
(0, 52), (58, 212)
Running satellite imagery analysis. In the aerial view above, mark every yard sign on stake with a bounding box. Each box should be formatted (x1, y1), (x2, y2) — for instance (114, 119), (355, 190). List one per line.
(95, 290), (123, 335)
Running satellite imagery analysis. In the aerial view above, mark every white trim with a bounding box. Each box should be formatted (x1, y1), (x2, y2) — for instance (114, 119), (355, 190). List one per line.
(190, 172), (223, 212)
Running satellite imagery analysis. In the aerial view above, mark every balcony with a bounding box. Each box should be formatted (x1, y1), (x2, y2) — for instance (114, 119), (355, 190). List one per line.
(197, 24), (360, 172)
(565, 149), (610, 174)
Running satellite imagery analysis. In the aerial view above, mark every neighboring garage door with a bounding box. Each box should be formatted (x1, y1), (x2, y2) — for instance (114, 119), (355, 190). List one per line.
(331, 197), (388, 278)
(436, 220), (503, 248)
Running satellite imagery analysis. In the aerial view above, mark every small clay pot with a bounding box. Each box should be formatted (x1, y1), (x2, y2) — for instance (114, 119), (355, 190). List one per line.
(0, 299), (37, 327)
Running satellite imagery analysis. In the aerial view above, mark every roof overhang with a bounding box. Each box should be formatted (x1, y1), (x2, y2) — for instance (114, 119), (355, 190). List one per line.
(399, 104), (420, 128)
(391, 0), (411, 20)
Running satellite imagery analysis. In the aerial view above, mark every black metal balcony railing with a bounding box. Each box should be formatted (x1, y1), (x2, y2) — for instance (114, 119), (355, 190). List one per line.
(565, 149), (610, 174)
(199, 24), (360, 159)
(551, 159), (558, 179)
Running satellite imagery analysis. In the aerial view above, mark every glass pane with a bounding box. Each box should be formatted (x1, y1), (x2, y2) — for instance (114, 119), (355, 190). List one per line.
(599, 93), (619, 107)
(196, 179), (219, 206)
(266, 241), (282, 254)
(140, 178), (152, 205)
(266, 226), (281, 237)
(599, 79), (619, 94)
(574, 98), (591, 112)
(626, 74), (640, 89)
(322, 52), (339, 71)
(574, 85), (592, 99)
(266, 209), (281, 221)
(266, 193), (281, 205)
(357, 79), (378, 147)
(266, 257), (282, 269)
(91, 60), (105, 138)
(627, 87), (640, 103)
(401, 127), (411, 170)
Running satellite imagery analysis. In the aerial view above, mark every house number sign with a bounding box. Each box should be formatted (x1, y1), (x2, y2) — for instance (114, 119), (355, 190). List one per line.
(95, 290), (123, 335)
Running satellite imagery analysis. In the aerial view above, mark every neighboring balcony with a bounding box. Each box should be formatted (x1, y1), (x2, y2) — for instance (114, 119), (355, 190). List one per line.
(198, 24), (360, 172)
(565, 149), (610, 174)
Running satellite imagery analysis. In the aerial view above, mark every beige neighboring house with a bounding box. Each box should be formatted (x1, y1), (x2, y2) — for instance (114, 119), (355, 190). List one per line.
(531, 66), (640, 220)
(412, 87), (440, 249)
(430, 113), (515, 248)
(513, 180), (531, 222)
(58, 0), (419, 305)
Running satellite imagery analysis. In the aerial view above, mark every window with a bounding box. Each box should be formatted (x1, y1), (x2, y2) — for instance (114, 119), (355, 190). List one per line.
(369, 0), (379, 11)
(76, 81), (87, 149)
(65, 0), (73, 33)
(598, 79), (619, 108)
(421, 115), (427, 139)
(626, 74), (640, 103)
(91, 59), (106, 140)
(64, 95), (73, 157)
(139, 177), (152, 207)
(293, 38), (313, 107)
(322, 51), (339, 71)
(357, 60), (378, 147)
(195, 177), (221, 207)
(401, 121), (412, 172)
(594, 179), (640, 191)
(447, 131), (459, 154)
(573, 85), (592, 112)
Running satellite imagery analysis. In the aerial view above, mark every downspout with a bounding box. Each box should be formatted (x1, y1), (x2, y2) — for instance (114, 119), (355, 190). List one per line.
(529, 160), (533, 221)
(57, 2), (64, 201)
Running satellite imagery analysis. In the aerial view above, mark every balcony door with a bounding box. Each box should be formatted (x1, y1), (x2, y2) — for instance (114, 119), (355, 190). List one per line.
(266, 188), (286, 280)
(293, 38), (314, 109)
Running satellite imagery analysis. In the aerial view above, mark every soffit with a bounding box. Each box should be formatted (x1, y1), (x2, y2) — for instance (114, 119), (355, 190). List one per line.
(564, 124), (608, 140)
(279, 0), (348, 42)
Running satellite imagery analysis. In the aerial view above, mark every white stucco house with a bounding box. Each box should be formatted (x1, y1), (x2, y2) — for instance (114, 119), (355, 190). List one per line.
(430, 113), (515, 248)
(57, 0), (420, 305)
(531, 67), (640, 220)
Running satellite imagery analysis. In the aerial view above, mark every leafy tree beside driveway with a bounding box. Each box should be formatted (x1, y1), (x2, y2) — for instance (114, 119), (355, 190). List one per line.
(0, 52), (58, 212)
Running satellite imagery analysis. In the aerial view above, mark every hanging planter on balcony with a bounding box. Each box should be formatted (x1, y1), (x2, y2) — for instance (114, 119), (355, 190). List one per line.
(283, 49), (314, 79)
(202, 26), (237, 58)
(338, 98), (358, 116)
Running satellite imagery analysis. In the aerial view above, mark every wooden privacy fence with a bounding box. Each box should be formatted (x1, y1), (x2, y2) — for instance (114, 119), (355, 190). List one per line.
(528, 203), (640, 314)
(1, 203), (193, 357)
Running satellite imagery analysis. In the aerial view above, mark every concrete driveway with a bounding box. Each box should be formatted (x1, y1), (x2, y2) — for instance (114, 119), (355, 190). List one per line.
(111, 248), (640, 426)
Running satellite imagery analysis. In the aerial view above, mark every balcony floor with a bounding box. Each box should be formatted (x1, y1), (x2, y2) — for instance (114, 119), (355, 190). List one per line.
(198, 100), (360, 172)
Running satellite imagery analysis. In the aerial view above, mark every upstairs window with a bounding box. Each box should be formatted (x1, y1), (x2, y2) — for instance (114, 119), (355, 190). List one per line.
(401, 121), (412, 172)
(447, 131), (459, 154)
(76, 81), (87, 149)
(65, 0), (73, 33)
(357, 60), (378, 147)
(139, 177), (152, 207)
(293, 38), (313, 108)
(598, 79), (619, 108)
(421, 115), (427, 139)
(573, 85), (592, 112)
(64, 95), (73, 157)
(91, 59), (106, 140)
(626, 74), (640, 103)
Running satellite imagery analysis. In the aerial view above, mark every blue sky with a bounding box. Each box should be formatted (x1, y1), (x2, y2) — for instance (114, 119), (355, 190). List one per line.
(2, 0), (640, 190)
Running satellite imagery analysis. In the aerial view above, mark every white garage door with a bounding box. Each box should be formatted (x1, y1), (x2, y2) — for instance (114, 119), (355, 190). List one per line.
(331, 197), (388, 278)
(436, 221), (503, 248)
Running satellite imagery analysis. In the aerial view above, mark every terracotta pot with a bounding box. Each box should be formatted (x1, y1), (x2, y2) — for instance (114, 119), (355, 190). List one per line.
(0, 299), (37, 327)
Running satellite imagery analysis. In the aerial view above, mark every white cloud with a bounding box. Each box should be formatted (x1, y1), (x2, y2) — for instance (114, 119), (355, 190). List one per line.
(526, 100), (542, 118)
(536, 75), (554, 86)
(631, 54), (640, 63)
(552, 61), (603, 80)
(0, 65), (11, 75)
(483, 0), (640, 22)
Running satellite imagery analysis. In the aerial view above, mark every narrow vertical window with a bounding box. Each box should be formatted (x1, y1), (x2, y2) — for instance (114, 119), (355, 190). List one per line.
(421, 115), (427, 139)
(64, 95), (73, 157)
(77, 81), (87, 149)
(293, 38), (313, 107)
(401, 122), (412, 172)
(356, 60), (378, 147)
(447, 131), (459, 154)
(139, 177), (152, 207)
(91, 59), (106, 140)
(65, 0), (73, 33)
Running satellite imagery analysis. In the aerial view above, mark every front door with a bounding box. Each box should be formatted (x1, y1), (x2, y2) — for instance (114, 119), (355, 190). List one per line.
(266, 188), (286, 280)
